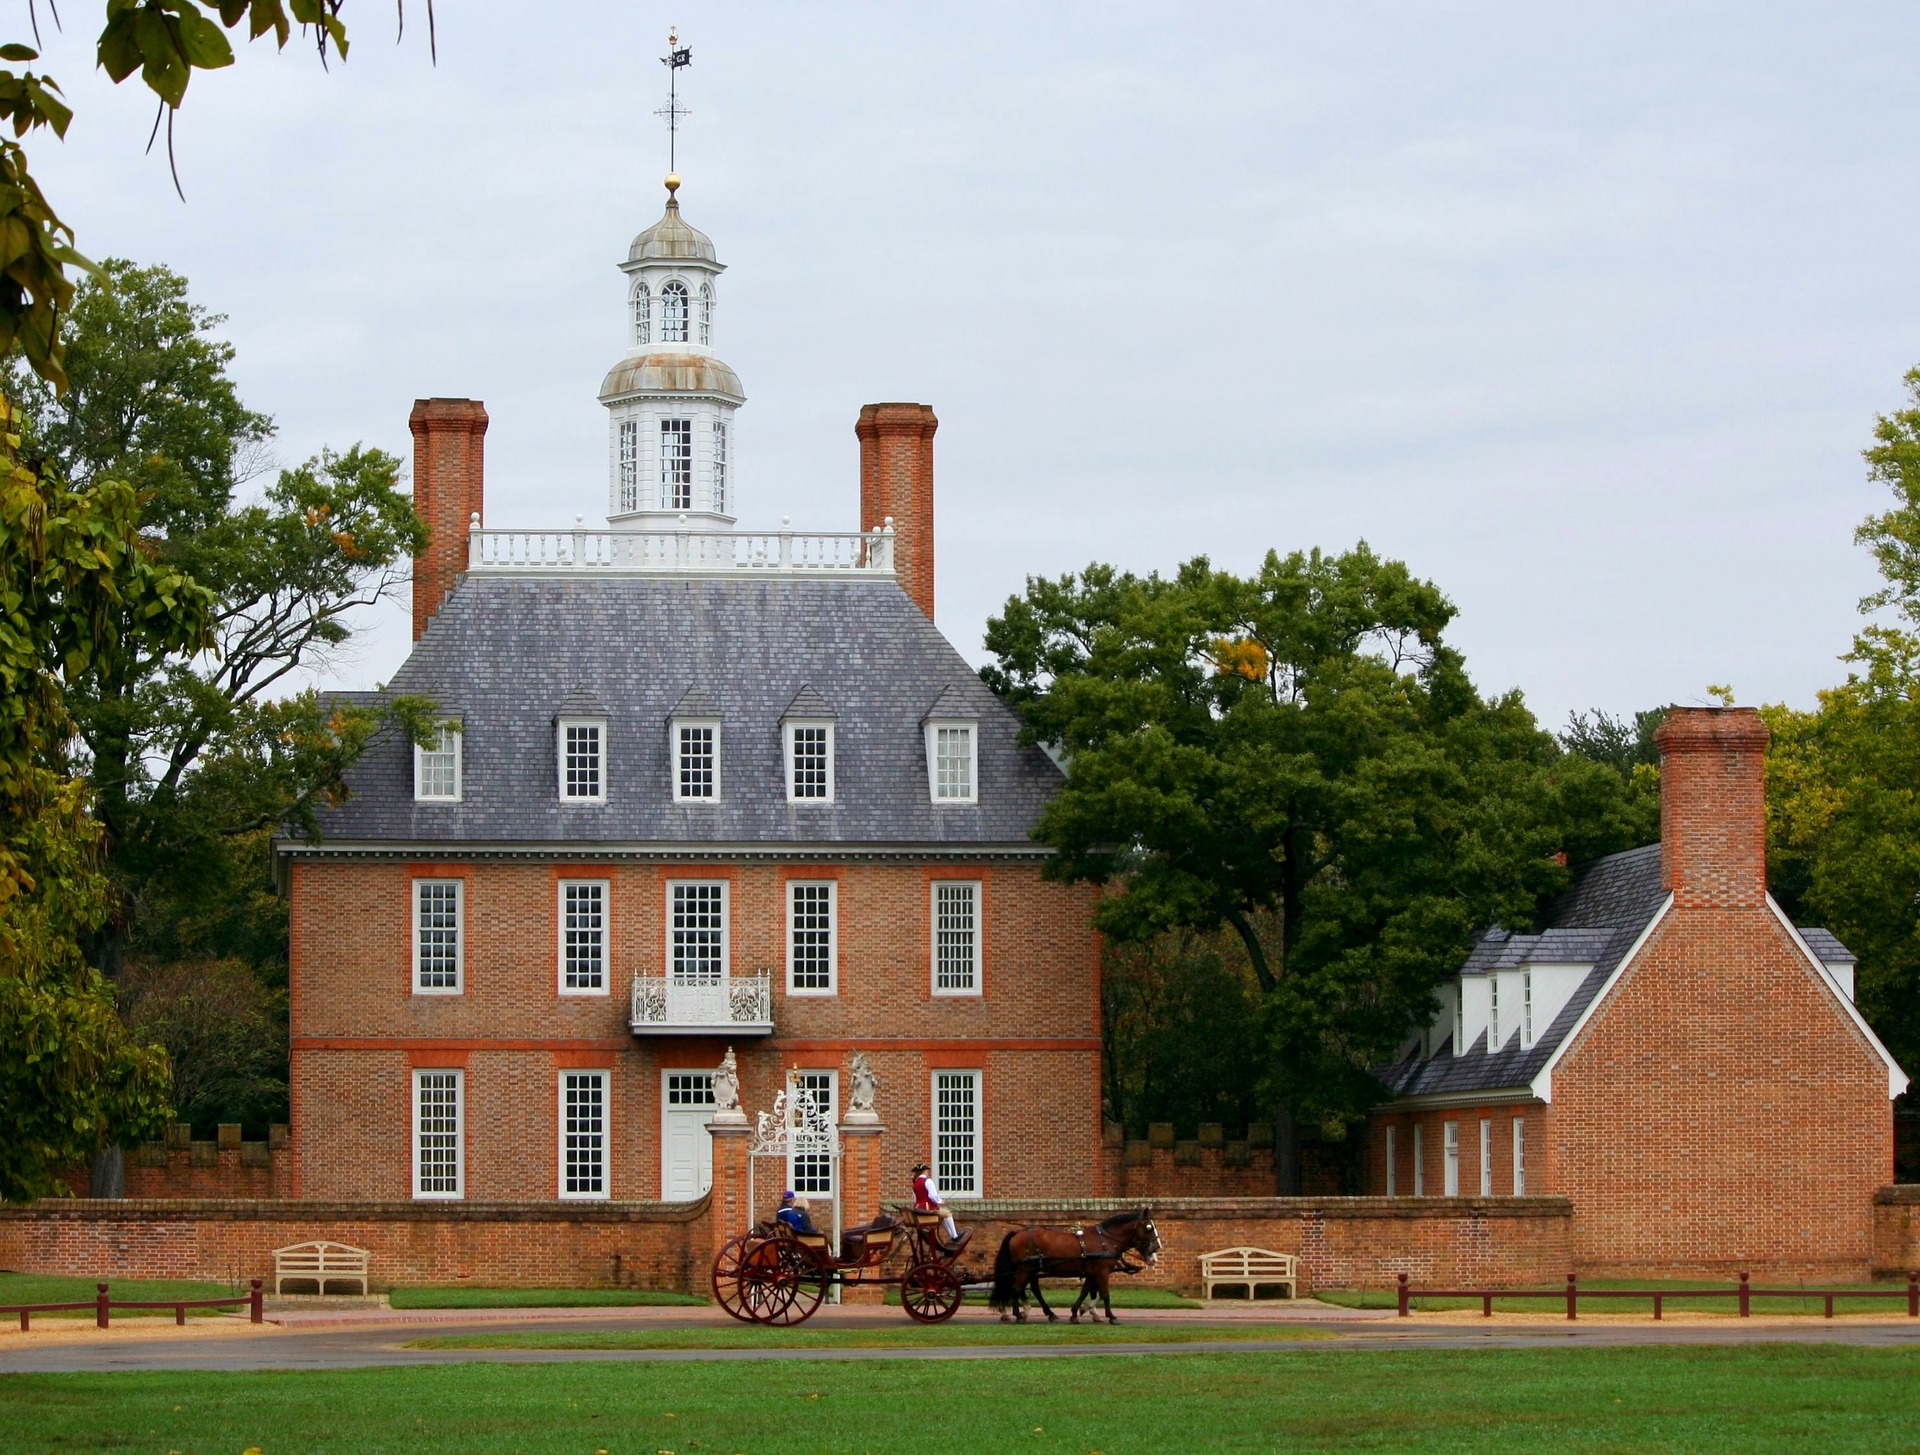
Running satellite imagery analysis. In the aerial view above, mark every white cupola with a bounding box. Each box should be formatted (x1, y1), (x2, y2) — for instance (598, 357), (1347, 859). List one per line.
(600, 173), (745, 529)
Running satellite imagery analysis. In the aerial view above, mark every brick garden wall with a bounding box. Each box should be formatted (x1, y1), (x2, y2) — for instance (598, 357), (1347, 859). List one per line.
(1873, 1185), (1920, 1277)
(1098, 1122), (1280, 1199)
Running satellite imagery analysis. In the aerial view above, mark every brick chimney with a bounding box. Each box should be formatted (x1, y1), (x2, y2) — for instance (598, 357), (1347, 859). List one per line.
(409, 398), (489, 639)
(856, 403), (938, 619)
(1653, 706), (1770, 907)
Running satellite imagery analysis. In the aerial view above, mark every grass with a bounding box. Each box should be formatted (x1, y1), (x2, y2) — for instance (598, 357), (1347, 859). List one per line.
(1317, 1277), (1920, 1317)
(387, 1286), (707, 1310)
(880, 1283), (1201, 1309)
(409, 1323), (1329, 1351)
(0, 1273), (240, 1319)
(7, 1347), (1920, 1452)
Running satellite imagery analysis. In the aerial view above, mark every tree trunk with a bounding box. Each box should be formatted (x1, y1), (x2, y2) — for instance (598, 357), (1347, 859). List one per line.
(86, 1147), (124, 1199)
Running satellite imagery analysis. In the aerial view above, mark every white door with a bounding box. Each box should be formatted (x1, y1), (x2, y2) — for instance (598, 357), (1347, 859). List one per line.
(661, 1072), (716, 1201)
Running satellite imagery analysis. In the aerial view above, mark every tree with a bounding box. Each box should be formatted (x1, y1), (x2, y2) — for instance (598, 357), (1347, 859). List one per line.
(985, 545), (1644, 1137)
(0, 404), (210, 1199)
(1561, 707), (1663, 847)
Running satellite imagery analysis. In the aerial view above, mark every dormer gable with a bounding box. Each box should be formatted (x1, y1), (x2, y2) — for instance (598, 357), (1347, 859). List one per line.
(922, 683), (978, 805)
(782, 685), (836, 804)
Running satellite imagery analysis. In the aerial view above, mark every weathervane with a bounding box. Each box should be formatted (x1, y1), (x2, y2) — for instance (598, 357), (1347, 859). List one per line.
(656, 27), (693, 180)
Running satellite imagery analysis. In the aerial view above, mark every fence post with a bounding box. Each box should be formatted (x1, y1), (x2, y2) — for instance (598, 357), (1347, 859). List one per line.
(1397, 1272), (1409, 1317)
(251, 1278), (264, 1324)
(1738, 1271), (1750, 1318)
(95, 1282), (109, 1330)
(1908, 1271), (1917, 1319)
(1566, 1272), (1577, 1321)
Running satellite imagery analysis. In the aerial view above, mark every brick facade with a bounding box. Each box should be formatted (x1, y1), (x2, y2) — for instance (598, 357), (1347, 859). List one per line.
(408, 396), (487, 640)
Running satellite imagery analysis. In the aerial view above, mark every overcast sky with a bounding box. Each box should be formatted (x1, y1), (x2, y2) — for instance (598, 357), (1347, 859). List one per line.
(26, 2), (1920, 726)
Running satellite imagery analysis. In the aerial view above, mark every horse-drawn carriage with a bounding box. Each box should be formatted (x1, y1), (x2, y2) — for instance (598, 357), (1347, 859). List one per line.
(712, 1208), (971, 1325)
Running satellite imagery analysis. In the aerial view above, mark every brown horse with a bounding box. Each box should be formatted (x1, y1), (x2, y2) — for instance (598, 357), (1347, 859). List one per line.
(987, 1208), (1161, 1323)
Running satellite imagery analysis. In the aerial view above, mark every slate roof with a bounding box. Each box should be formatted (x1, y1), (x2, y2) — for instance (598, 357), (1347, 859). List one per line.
(1799, 927), (1857, 966)
(296, 574), (1063, 849)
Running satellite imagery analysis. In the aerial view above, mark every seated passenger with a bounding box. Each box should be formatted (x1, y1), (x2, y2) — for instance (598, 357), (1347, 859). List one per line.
(775, 1190), (820, 1238)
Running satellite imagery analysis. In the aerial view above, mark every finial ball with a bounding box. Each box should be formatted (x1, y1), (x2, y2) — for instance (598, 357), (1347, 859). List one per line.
(664, 172), (681, 196)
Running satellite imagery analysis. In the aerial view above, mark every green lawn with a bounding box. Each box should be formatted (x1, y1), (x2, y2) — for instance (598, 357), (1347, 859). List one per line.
(1317, 1278), (1920, 1317)
(410, 1323), (1328, 1351)
(6, 1347), (1920, 1452)
(387, 1286), (707, 1310)
(0, 1273), (240, 1319)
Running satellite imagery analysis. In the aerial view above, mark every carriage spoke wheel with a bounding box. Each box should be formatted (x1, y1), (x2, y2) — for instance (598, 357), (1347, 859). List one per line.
(759, 1244), (829, 1326)
(712, 1234), (794, 1325)
(901, 1260), (965, 1323)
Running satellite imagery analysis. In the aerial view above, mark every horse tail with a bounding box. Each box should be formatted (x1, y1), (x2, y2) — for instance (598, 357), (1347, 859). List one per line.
(987, 1231), (1024, 1311)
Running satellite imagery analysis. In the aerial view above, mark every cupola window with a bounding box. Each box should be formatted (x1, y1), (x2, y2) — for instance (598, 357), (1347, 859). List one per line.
(617, 420), (639, 512)
(662, 280), (689, 343)
(660, 419), (693, 509)
(698, 282), (713, 345)
(711, 420), (729, 514)
(632, 283), (651, 346)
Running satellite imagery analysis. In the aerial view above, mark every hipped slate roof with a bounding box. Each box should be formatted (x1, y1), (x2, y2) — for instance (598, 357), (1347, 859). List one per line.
(300, 575), (1062, 847)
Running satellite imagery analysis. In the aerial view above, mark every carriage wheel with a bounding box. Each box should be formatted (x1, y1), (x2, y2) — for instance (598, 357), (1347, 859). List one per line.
(901, 1259), (965, 1323)
(712, 1234), (794, 1325)
(759, 1244), (829, 1326)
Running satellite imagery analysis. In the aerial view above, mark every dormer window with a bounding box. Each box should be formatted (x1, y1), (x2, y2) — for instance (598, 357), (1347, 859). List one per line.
(669, 686), (722, 802)
(414, 722), (462, 802)
(1521, 970), (1534, 1048)
(662, 279), (689, 342)
(1454, 989), (1465, 1055)
(787, 722), (834, 802)
(660, 418), (692, 510)
(1488, 975), (1501, 1053)
(926, 722), (977, 804)
(558, 718), (606, 802)
(698, 282), (713, 345)
(632, 282), (651, 345)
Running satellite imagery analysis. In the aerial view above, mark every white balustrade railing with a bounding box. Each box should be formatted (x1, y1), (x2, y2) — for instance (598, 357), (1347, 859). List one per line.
(467, 515), (893, 577)
(630, 971), (774, 1035)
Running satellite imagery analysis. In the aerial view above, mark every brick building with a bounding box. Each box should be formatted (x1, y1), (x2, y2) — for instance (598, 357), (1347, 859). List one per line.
(278, 177), (1102, 1214)
(1369, 707), (1908, 1276)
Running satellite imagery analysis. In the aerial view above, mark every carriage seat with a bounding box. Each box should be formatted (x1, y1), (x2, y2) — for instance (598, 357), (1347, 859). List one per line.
(908, 1208), (972, 1257)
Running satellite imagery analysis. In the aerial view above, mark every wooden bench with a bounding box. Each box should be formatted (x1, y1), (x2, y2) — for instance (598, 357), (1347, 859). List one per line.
(272, 1240), (370, 1296)
(1199, 1247), (1297, 1301)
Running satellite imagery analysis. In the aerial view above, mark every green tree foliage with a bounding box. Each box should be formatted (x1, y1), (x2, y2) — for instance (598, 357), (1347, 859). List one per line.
(0, 405), (211, 1198)
(985, 545), (1645, 1133)
(1561, 707), (1663, 846)
(1764, 365), (1920, 1085)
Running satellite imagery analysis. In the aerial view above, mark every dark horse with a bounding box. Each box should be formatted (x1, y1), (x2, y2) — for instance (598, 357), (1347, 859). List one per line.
(987, 1208), (1161, 1324)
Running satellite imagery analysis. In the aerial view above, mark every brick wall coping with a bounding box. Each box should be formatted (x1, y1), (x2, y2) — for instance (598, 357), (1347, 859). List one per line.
(960, 1196), (1573, 1221)
(0, 1197), (710, 1225)
(1874, 1185), (1920, 1205)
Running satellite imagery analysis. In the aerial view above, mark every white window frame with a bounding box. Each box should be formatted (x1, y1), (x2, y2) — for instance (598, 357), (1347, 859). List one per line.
(931, 1069), (982, 1199)
(925, 720), (978, 804)
(661, 278), (690, 343)
(673, 719), (721, 801)
(790, 1070), (837, 1196)
(784, 719), (835, 803)
(558, 879), (610, 996)
(1479, 1118), (1493, 1197)
(412, 1068), (464, 1200)
(1443, 1120), (1460, 1197)
(617, 418), (640, 513)
(1521, 970), (1534, 1049)
(413, 722), (462, 803)
(1488, 975), (1500, 1054)
(1512, 1117), (1527, 1196)
(931, 880), (983, 997)
(558, 1069), (609, 1201)
(412, 878), (464, 996)
(1412, 1124), (1425, 1196)
(698, 281), (713, 345)
(631, 281), (650, 345)
(1453, 986), (1465, 1055)
(557, 717), (607, 803)
(660, 416), (693, 509)
(1384, 1125), (1398, 1196)
(711, 418), (728, 514)
(667, 879), (729, 985)
(786, 880), (837, 996)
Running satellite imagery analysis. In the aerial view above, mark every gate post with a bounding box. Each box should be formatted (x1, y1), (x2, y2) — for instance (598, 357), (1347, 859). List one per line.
(707, 1120), (753, 1269)
(839, 1118), (887, 1305)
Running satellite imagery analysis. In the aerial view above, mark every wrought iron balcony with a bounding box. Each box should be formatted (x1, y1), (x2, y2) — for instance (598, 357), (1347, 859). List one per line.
(629, 971), (773, 1036)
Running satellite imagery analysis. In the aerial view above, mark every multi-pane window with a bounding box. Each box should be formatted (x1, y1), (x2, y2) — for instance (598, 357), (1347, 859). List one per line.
(698, 282), (712, 345)
(1443, 1120), (1460, 1197)
(933, 881), (981, 994)
(413, 1069), (463, 1198)
(1413, 1124), (1426, 1196)
(660, 418), (693, 509)
(618, 419), (639, 513)
(414, 723), (461, 802)
(632, 283), (650, 345)
(1384, 1125), (1398, 1196)
(661, 280), (689, 342)
(788, 881), (836, 994)
(928, 722), (976, 803)
(667, 1072), (716, 1108)
(787, 722), (832, 802)
(559, 880), (607, 993)
(560, 1071), (607, 1199)
(413, 879), (462, 993)
(711, 420), (728, 514)
(670, 881), (726, 985)
(1479, 1118), (1493, 1197)
(559, 719), (605, 801)
(1453, 989), (1465, 1055)
(1512, 1118), (1527, 1195)
(1521, 970), (1534, 1048)
(933, 1070), (981, 1197)
(1488, 976), (1500, 1053)
(791, 1071), (834, 1195)
(676, 723), (717, 799)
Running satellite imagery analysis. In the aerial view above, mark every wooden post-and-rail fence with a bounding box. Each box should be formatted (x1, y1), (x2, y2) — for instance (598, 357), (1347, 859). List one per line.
(0, 1279), (264, 1331)
(1395, 1270), (1920, 1320)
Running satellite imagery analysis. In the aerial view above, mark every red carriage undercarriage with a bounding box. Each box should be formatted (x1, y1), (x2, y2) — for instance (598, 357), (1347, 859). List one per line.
(712, 1209), (974, 1325)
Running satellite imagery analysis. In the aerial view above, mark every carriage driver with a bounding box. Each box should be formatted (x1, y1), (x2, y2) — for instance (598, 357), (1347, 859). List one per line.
(775, 1190), (821, 1238)
(912, 1163), (960, 1247)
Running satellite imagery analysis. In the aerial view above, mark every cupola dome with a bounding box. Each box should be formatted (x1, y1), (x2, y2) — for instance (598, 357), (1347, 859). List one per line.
(627, 179), (718, 263)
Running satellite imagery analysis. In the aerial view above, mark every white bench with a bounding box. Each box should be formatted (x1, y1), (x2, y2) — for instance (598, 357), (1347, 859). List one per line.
(273, 1240), (371, 1296)
(1200, 1246), (1298, 1301)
